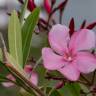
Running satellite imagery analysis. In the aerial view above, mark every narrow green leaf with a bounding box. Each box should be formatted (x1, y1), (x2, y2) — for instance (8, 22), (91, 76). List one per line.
(22, 8), (40, 66)
(8, 10), (23, 67)
(6, 53), (28, 79)
(20, 0), (28, 24)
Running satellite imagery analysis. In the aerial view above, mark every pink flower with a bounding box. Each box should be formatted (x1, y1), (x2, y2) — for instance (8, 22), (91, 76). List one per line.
(2, 65), (38, 87)
(42, 24), (96, 81)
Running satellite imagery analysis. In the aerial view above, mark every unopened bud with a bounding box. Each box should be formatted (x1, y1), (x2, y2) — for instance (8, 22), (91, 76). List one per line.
(44, 0), (52, 14)
(28, 0), (36, 11)
(58, 0), (68, 12)
(55, 81), (64, 89)
(51, 0), (56, 5)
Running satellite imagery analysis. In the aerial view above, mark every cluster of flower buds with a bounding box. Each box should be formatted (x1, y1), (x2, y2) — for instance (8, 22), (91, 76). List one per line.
(69, 17), (96, 36)
(18, 0), (96, 36)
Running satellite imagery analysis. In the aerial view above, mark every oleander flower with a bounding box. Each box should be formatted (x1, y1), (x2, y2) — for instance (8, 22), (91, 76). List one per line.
(42, 24), (96, 81)
(2, 65), (38, 87)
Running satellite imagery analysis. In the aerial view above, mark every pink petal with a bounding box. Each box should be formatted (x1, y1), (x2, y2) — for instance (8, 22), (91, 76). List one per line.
(30, 71), (38, 86)
(69, 29), (96, 51)
(42, 48), (65, 70)
(24, 65), (32, 74)
(2, 74), (15, 87)
(2, 82), (14, 88)
(76, 52), (96, 73)
(58, 63), (80, 81)
(24, 65), (38, 85)
(49, 24), (70, 55)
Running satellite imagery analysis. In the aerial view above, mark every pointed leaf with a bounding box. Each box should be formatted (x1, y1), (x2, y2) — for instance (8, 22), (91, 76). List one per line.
(8, 10), (23, 67)
(22, 8), (40, 66)
(20, 0), (28, 23)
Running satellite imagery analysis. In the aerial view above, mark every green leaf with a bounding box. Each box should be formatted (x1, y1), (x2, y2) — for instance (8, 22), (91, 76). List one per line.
(59, 83), (81, 96)
(0, 61), (9, 76)
(47, 87), (62, 96)
(20, 0), (28, 24)
(6, 53), (27, 78)
(41, 87), (61, 96)
(22, 8), (40, 66)
(8, 10), (23, 67)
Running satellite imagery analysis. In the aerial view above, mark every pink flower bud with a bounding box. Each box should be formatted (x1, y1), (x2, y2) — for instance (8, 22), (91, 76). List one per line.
(69, 17), (75, 36)
(51, 0), (56, 5)
(58, 0), (68, 12)
(86, 22), (96, 29)
(44, 0), (52, 14)
(55, 81), (64, 89)
(28, 0), (36, 11)
(80, 20), (86, 29)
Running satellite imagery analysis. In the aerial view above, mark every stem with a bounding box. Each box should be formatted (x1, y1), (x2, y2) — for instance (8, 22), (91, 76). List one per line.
(81, 74), (91, 85)
(6, 64), (45, 96)
(91, 70), (96, 84)
(48, 87), (54, 96)
(33, 57), (42, 71)
(59, 11), (63, 24)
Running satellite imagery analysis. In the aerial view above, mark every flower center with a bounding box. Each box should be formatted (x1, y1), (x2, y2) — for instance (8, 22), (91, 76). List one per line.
(64, 53), (73, 62)
(63, 50), (76, 62)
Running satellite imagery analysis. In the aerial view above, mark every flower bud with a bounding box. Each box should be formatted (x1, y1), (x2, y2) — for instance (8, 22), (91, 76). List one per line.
(55, 81), (64, 89)
(28, 0), (36, 11)
(44, 0), (52, 14)
(58, 0), (68, 12)
(51, 0), (56, 5)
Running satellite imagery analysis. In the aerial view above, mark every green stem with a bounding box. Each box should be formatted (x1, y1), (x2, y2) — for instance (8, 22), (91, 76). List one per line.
(33, 57), (42, 71)
(81, 74), (91, 85)
(48, 88), (54, 96)
(91, 70), (96, 84)
(7, 64), (45, 96)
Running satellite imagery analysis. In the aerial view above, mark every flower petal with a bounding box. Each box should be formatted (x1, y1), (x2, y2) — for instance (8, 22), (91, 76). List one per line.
(49, 24), (70, 55)
(58, 63), (80, 81)
(30, 71), (38, 86)
(42, 48), (65, 70)
(2, 74), (15, 87)
(76, 52), (96, 73)
(69, 29), (96, 51)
